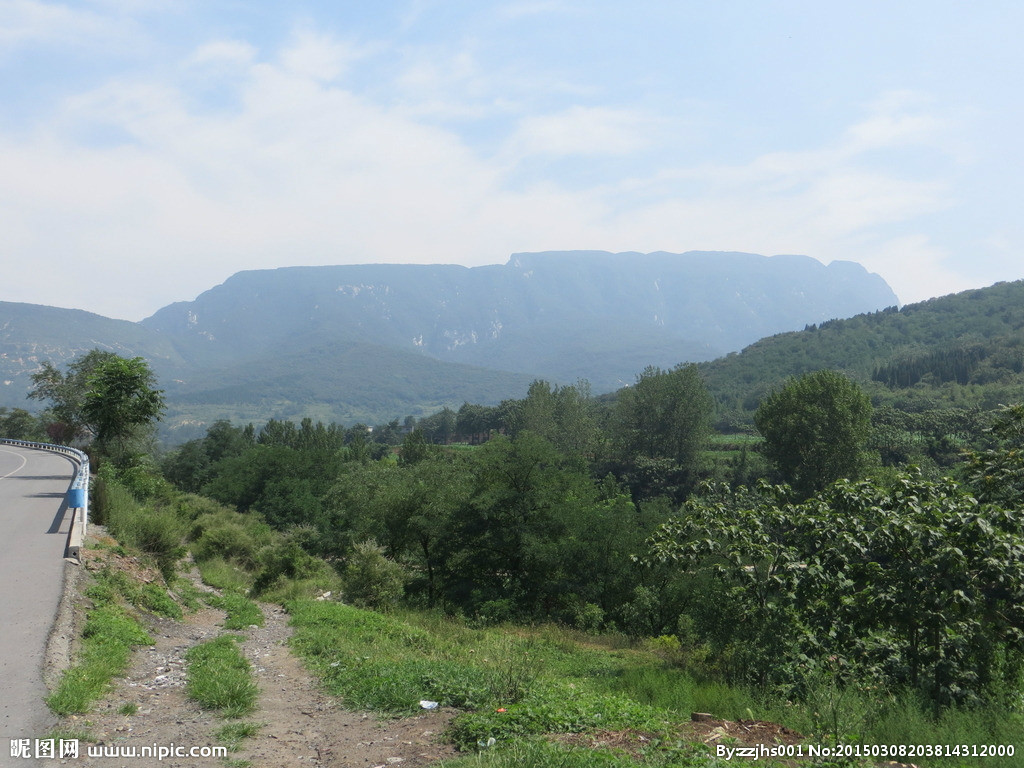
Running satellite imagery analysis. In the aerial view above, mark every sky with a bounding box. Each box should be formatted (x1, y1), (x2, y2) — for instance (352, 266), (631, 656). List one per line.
(2, 1), (1023, 321)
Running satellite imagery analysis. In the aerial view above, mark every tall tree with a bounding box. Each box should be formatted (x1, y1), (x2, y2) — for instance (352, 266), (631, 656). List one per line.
(754, 369), (872, 497)
(611, 364), (713, 500)
(82, 355), (165, 460)
(28, 349), (118, 443)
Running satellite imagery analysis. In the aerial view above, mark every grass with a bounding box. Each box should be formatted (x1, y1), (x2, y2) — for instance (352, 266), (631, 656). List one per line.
(436, 738), (722, 768)
(286, 601), (743, 758)
(47, 603), (153, 715)
(83, 565), (183, 620)
(197, 556), (255, 593)
(214, 721), (264, 752)
(204, 590), (265, 630)
(287, 600), (1024, 767)
(185, 635), (259, 718)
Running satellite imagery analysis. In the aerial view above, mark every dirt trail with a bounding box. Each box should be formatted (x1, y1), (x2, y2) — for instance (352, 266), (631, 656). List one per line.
(52, 551), (457, 767)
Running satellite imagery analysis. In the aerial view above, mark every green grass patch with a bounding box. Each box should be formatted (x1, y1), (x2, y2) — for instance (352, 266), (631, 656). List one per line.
(185, 635), (259, 717)
(286, 600), (1023, 766)
(83, 566), (183, 620)
(46, 604), (153, 715)
(170, 576), (206, 611)
(205, 591), (265, 630)
(214, 721), (264, 752)
(436, 737), (719, 768)
(287, 601), (672, 751)
(197, 556), (255, 593)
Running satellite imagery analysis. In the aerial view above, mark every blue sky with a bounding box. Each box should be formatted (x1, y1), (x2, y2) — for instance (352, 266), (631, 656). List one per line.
(2, 0), (1022, 320)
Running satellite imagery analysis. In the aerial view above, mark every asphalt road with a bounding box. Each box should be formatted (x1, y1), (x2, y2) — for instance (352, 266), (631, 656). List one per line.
(0, 444), (76, 756)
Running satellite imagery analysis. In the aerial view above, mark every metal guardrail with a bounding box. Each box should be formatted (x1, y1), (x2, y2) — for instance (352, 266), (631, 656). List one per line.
(0, 438), (90, 557)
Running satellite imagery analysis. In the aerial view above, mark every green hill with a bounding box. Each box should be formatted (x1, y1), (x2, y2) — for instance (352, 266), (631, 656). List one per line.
(699, 279), (1024, 422)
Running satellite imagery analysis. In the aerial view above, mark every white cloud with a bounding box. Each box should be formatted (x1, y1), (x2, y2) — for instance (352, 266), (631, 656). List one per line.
(186, 40), (257, 70)
(507, 105), (658, 157)
(0, 0), (143, 54)
(0, 26), (982, 319)
(278, 29), (362, 83)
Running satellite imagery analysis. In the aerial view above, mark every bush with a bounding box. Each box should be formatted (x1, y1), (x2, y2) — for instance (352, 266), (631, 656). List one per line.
(189, 510), (271, 569)
(252, 538), (331, 597)
(341, 540), (406, 610)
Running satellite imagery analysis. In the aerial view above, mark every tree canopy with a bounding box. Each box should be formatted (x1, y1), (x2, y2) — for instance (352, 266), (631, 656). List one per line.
(30, 350), (164, 461)
(755, 369), (872, 497)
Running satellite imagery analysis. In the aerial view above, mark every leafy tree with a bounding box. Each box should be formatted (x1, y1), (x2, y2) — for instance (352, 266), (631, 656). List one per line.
(0, 407), (44, 441)
(28, 350), (164, 461)
(649, 474), (1024, 706)
(162, 421), (256, 493)
(82, 356), (165, 459)
(397, 428), (433, 466)
(28, 349), (118, 443)
(964, 402), (1024, 506)
(506, 380), (600, 459)
(445, 432), (593, 616)
(610, 364), (712, 500)
(754, 369), (872, 497)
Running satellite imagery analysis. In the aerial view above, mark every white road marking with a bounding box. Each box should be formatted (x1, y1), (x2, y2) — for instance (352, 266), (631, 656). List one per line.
(0, 447), (28, 479)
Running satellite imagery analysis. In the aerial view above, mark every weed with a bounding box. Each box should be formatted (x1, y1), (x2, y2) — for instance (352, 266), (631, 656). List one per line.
(205, 591), (264, 630)
(47, 604), (152, 715)
(185, 636), (258, 717)
(214, 721), (263, 751)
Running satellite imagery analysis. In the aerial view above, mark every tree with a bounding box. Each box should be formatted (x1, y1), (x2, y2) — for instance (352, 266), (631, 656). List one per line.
(0, 407), (44, 441)
(964, 403), (1024, 506)
(28, 349), (118, 443)
(81, 355), (165, 459)
(648, 474), (1024, 707)
(610, 364), (713, 500)
(754, 369), (872, 497)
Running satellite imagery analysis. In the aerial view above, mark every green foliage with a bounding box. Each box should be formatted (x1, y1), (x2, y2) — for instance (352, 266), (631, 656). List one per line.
(46, 593), (152, 715)
(342, 540), (408, 609)
(701, 280), (1024, 422)
(185, 636), (259, 717)
(648, 473), (1024, 706)
(0, 406), (45, 440)
(252, 537), (333, 598)
(964, 403), (1024, 505)
(755, 369), (873, 497)
(503, 380), (601, 459)
(610, 364), (713, 501)
(445, 432), (595, 614)
(82, 355), (165, 458)
(29, 349), (119, 444)
(92, 467), (186, 580)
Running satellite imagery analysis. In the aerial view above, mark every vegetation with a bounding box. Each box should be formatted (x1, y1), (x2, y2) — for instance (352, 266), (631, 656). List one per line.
(28, 349), (165, 464)
(25, 279), (1024, 765)
(185, 636), (259, 717)
(46, 603), (153, 715)
(754, 370), (873, 497)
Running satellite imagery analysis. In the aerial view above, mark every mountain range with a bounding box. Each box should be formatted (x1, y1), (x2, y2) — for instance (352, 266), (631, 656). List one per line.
(1, 251), (898, 438)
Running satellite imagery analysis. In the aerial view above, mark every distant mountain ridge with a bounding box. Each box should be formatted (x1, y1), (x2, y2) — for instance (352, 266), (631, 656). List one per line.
(142, 251), (897, 387)
(2, 251), (898, 436)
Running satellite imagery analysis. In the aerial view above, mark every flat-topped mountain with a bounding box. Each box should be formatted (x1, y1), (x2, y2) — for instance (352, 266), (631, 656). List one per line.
(3, 251), (898, 434)
(142, 251), (897, 390)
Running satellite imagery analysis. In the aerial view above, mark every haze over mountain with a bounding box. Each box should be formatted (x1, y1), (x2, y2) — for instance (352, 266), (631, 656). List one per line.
(2, 251), (897, 436)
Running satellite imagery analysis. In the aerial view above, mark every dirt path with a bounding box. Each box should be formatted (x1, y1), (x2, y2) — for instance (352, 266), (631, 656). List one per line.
(53, 555), (457, 767)
(234, 600), (456, 767)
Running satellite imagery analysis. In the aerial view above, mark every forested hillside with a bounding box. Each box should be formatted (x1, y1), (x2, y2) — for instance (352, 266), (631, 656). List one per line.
(699, 279), (1024, 422)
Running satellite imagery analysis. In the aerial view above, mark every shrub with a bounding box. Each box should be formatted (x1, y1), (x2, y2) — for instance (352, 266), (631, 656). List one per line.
(341, 540), (407, 610)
